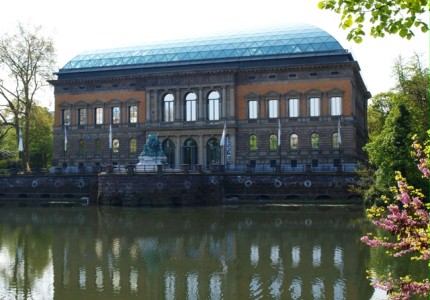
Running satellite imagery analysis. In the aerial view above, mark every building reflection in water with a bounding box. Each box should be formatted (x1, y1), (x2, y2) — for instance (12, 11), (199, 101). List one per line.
(0, 206), (373, 299)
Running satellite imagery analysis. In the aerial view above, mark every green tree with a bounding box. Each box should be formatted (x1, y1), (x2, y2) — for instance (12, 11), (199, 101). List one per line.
(0, 23), (56, 173)
(318, 0), (429, 42)
(29, 106), (53, 168)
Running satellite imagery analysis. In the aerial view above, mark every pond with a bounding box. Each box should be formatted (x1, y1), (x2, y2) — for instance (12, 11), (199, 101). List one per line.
(0, 204), (404, 299)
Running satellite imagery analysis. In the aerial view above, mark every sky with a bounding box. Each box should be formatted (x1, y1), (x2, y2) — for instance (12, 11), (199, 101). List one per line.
(1, 0), (429, 110)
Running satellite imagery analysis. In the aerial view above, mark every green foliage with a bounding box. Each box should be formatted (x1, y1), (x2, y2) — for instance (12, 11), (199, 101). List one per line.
(318, 0), (429, 42)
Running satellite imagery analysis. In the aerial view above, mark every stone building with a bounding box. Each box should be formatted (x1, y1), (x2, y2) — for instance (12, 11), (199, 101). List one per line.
(50, 23), (370, 171)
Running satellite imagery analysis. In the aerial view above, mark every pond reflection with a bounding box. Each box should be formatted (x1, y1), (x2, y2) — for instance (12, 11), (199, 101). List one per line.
(0, 205), (374, 299)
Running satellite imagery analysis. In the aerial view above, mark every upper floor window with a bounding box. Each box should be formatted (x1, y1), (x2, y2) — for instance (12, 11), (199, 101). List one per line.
(311, 133), (319, 149)
(290, 134), (298, 149)
(78, 108), (87, 125)
(249, 134), (258, 151)
(269, 134), (278, 150)
(94, 107), (103, 125)
(62, 109), (70, 125)
(208, 91), (220, 121)
(330, 96), (342, 116)
(185, 92), (197, 121)
(112, 106), (120, 124)
(268, 99), (279, 118)
(129, 105), (138, 123)
(309, 97), (320, 117)
(163, 93), (174, 122)
(248, 100), (258, 119)
(289, 99), (299, 117)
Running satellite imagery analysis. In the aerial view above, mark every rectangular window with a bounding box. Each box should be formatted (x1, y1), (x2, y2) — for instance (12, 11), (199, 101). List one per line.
(309, 97), (320, 117)
(330, 96), (342, 116)
(112, 106), (120, 124)
(95, 108), (103, 125)
(288, 99), (299, 117)
(268, 99), (279, 118)
(62, 109), (70, 125)
(248, 100), (258, 119)
(164, 100), (174, 122)
(129, 106), (138, 123)
(78, 108), (87, 125)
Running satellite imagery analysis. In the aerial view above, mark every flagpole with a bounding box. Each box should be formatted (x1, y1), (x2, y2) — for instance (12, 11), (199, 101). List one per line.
(220, 121), (226, 170)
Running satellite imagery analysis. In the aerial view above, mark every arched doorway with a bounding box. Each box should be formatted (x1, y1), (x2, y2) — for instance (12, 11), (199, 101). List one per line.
(162, 139), (175, 168)
(206, 138), (221, 166)
(182, 138), (198, 167)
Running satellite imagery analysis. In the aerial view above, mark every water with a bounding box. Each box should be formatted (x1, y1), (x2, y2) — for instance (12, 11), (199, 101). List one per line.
(0, 205), (386, 299)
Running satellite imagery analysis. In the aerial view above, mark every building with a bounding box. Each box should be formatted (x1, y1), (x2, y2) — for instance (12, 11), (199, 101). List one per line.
(50, 23), (370, 172)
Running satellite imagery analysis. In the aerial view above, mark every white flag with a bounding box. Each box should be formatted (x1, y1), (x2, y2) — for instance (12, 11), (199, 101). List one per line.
(278, 119), (281, 146)
(337, 118), (342, 145)
(109, 124), (112, 149)
(18, 127), (23, 152)
(64, 126), (68, 152)
(220, 122), (227, 146)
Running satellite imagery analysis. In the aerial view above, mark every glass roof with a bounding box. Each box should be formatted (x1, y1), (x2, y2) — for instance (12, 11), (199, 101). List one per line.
(61, 23), (346, 70)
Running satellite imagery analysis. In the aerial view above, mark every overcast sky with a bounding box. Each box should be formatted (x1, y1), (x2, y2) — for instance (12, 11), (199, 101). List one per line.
(1, 0), (428, 109)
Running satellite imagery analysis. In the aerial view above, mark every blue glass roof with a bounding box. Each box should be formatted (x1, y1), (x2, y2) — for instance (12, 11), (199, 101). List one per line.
(61, 23), (346, 71)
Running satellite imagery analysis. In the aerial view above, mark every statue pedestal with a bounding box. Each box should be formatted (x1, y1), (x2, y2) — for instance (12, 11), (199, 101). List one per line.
(135, 155), (165, 172)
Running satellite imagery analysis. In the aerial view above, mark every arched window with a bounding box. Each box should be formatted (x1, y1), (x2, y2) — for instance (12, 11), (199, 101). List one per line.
(207, 138), (221, 166)
(311, 133), (319, 149)
(112, 138), (120, 153)
(95, 138), (101, 154)
(208, 91), (220, 121)
(129, 138), (137, 153)
(332, 132), (340, 149)
(162, 139), (175, 168)
(183, 138), (198, 166)
(269, 134), (278, 150)
(163, 93), (174, 122)
(290, 134), (298, 149)
(185, 92), (197, 121)
(249, 135), (257, 151)
(79, 139), (85, 155)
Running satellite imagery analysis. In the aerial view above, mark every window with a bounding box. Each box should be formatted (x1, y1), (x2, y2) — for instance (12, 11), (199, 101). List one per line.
(112, 138), (120, 153)
(79, 139), (85, 155)
(332, 132), (340, 149)
(208, 91), (220, 121)
(112, 106), (120, 124)
(129, 138), (137, 153)
(249, 135), (257, 151)
(268, 99), (279, 118)
(62, 109), (70, 125)
(129, 106), (138, 123)
(248, 100), (258, 119)
(269, 134), (278, 150)
(163, 94), (174, 122)
(309, 97), (320, 117)
(330, 96), (342, 116)
(311, 133), (319, 149)
(290, 134), (298, 149)
(78, 108), (87, 125)
(289, 99), (299, 117)
(185, 92), (197, 121)
(95, 108), (103, 125)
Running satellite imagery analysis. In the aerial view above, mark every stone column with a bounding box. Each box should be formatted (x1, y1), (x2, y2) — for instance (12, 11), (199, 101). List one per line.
(175, 90), (181, 121)
(222, 86), (227, 119)
(229, 85), (235, 118)
(145, 90), (152, 121)
(198, 88), (204, 120)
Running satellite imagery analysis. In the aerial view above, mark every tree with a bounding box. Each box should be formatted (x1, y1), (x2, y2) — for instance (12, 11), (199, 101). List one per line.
(361, 134), (429, 299)
(318, 0), (429, 43)
(0, 23), (56, 173)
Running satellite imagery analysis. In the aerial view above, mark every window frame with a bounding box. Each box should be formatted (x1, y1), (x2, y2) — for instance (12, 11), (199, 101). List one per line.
(185, 92), (197, 122)
(112, 106), (121, 124)
(267, 99), (279, 119)
(309, 97), (320, 117)
(330, 96), (342, 116)
(94, 107), (103, 125)
(163, 93), (175, 122)
(288, 98), (299, 118)
(248, 100), (258, 119)
(208, 91), (220, 121)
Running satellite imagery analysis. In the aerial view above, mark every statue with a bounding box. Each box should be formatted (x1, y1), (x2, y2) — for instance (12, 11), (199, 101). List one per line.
(135, 133), (166, 171)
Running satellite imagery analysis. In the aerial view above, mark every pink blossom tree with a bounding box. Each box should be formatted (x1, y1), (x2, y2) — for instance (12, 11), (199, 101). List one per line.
(361, 132), (429, 300)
